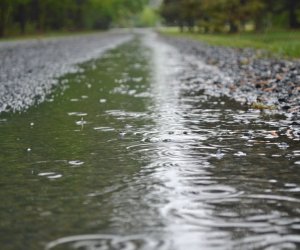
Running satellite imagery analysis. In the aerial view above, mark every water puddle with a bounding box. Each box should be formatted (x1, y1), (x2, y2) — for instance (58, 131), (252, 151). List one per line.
(0, 31), (300, 250)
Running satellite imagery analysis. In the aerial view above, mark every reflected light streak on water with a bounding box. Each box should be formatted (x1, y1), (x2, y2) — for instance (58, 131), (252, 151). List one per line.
(143, 32), (234, 250)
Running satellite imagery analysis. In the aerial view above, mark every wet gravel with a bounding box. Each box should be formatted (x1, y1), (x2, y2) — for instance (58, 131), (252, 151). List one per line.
(160, 35), (300, 122)
(0, 31), (132, 113)
(1, 30), (299, 123)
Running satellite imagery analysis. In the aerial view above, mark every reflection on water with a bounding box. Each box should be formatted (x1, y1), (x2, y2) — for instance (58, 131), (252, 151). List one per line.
(0, 32), (300, 250)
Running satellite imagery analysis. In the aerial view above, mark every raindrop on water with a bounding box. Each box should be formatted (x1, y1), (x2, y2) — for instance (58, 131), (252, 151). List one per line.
(277, 142), (289, 149)
(76, 117), (87, 126)
(69, 160), (84, 167)
(212, 149), (225, 159)
(119, 131), (126, 138)
(234, 151), (247, 157)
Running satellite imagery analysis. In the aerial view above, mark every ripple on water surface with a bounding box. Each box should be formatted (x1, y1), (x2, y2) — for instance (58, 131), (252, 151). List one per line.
(46, 234), (171, 250)
(1, 32), (300, 250)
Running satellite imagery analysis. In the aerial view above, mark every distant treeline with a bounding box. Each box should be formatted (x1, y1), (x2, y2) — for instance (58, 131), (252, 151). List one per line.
(0, 0), (147, 37)
(160, 0), (300, 33)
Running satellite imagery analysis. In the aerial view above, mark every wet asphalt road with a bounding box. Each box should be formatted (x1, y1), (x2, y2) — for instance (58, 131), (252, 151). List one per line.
(0, 30), (132, 113)
(0, 30), (300, 250)
(1, 29), (299, 122)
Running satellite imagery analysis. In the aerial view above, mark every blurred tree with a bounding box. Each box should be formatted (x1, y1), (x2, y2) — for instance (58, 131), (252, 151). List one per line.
(287, 0), (300, 28)
(160, 0), (184, 30)
(0, 0), (12, 36)
(13, 0), (30, 34)
(138, 6), (159, 27)
(181, 0), (200, 32)
(0, 0), (148, 37)
(160, 0), (300, 33)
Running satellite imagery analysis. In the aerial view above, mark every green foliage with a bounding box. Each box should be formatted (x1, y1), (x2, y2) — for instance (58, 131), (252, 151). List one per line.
(160, 0), (300, 33)
(137, 7), (160, 27)
(161, 28), (300, 58)
(0, 0), (148, 37)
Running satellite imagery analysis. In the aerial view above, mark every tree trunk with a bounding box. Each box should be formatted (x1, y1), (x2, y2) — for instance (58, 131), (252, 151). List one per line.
(179, 21), (184, 32)
(255, 15), (265, 33)
(187, 18), (195, 32)
(0, 0), (10, 37)
(17, 4), (27, 34)
(0, 11), (4, 37)
(288, 0), (300, 29)
(0, 21), (4, 37)
(36, 0), (46, 32)
(229, 21), (238, 33)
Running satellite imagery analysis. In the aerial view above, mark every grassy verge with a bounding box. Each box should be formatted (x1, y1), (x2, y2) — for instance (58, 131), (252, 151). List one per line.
(160, 27), (300, 59)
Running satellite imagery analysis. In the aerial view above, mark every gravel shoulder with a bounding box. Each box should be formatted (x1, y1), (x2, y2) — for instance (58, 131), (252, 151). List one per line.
(0, 30), (133, 113)
(161, 34), (300, 122)
(1, 30), (299, 122)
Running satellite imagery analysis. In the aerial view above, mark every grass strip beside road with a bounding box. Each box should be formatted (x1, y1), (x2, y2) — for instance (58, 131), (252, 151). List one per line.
(160, 28), (300, 59)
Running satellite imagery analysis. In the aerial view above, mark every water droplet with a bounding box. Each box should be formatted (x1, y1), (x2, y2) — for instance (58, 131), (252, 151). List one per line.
(47, 174), (62, 179)
(269, 179), (277, 183)
(234, 151), (247, 157)
(212, 149), (225, 159)
(68, 112), (87, 117)
(277, 142), (289, 149)
(93, 127), (115, 132)
(119, 131), (126, 137)
(38, 172), (55, 176)
(38, 172), (62, 179)
(76, 117), (87, 126)
(271, 154), (281, 158)
(69, 160), (84, 167)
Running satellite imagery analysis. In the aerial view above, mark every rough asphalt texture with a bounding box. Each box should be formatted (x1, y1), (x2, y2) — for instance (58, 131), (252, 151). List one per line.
(0, 31), (132, 113)
(161, 35), (300, 123)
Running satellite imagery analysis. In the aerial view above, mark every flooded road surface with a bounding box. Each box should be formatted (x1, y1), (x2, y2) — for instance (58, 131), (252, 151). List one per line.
(0, 32), (300, 250)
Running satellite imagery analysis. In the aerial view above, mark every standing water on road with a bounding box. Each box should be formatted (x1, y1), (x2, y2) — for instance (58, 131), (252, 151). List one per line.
(0, 32), (300, 250)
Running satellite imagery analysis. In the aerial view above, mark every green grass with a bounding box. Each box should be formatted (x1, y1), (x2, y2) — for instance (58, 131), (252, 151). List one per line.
(160, 27), (300, 59)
